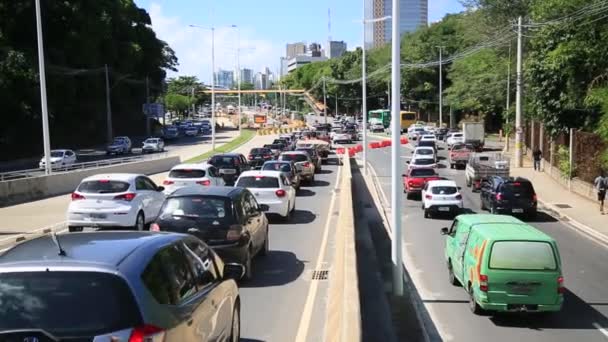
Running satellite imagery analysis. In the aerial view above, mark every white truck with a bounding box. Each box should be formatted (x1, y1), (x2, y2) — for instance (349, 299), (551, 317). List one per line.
(462, 122), (485, 151)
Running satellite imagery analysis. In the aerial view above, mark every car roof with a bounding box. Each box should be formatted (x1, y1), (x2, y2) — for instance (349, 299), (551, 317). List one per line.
(0, 232), (183, 270)
(171, 163), (213, 171)
(169, 185), (243, 198)
(81, 173), (140, 182)
(211, 153), (242, 157)
(427, 180), (457, 187)
(51, 149), (72, 153)
(412, 155), (435, 160)
(455, 214), (554, 242)
(239, 170), (283, 178)
(415, 146), (434, 150)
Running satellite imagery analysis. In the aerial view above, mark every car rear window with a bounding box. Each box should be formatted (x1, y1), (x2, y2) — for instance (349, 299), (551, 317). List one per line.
(490, 241), (557, 271)
(78, 180), (130, 193)
(266, 144), (281, 150)
(250, 148), (270, 154)
(413, 158), (435, 165)
(209, 156), (236, 166)
(236, 176), (280, 188)
(0, 272), (141, 337)
(415, 149), (433, 155)
(501, 181), (535, 197)
(280, 154), (308, 162)
(410, 169), (437, 177)
(431, 186), (458, 195)
(262, 163), (293, 172)
(169, 169), (206, 179)
(159, 196), (231, 220)
(418, 141), (435, 148)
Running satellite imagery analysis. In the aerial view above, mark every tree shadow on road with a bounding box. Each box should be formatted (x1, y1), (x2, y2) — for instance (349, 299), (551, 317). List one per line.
(240, 250), (306, 288)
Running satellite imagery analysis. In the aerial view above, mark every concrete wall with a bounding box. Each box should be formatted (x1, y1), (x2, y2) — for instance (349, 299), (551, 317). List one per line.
(0, 156), (180, 207)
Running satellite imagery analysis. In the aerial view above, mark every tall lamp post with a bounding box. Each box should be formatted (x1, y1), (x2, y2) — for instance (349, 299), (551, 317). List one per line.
(35, 0), (52, 175)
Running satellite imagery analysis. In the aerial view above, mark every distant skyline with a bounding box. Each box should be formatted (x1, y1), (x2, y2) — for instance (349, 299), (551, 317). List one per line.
(134, 0), (464, 82)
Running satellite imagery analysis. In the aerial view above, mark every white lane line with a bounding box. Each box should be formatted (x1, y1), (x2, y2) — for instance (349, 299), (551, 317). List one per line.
(294, 161), (342, 342)
(593, 322), (608, 339)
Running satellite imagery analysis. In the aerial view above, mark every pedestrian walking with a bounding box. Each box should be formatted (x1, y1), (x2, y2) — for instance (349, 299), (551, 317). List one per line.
(533, 148), (542, 171)
(594, 172), (607, 214)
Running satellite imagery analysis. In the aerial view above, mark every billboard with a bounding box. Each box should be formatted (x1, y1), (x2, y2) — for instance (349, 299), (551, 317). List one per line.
(254, 115), (267, 124)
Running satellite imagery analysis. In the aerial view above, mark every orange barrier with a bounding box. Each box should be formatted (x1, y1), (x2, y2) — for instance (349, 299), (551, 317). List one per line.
(380, 140), (392, 147)
(336, 147), (346, 155)
(355, 145), (363, 152)
(369, 142), (381, 149)
(400, 137), (409, 144)
(348, 148), (356, 157)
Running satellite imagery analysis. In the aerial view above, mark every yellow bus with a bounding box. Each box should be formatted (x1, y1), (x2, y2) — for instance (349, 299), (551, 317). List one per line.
(400, 111), (417, 133)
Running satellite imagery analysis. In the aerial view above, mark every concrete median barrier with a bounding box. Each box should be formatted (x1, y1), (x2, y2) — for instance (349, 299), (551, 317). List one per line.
(324, 154), (361, 342)
(0, 156), (180, 207)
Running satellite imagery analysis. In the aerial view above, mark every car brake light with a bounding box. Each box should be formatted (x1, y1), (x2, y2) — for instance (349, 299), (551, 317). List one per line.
(425, 194), (433, 199)
(408, 181), (415, 186)
(196, 179), (211, 186)
(248, 155), (254, 160)
(303, 162), (310, 168)
(98, 179), (110, 183)
(455, 194), (462, 200)
(496, 193), (503, 201)
(129, 324), (165, 342)
(479, 274), (489, 292)
(115, 193), (136, 201)
(227, 224), (243, 241)
(276, 189), (286, 197)
(163, 180), (174, 185)
(512, 182), (521, 186)
(557, 276), (565, 294)
(71, 192), (85, 201)
(150, 223), (160, 231)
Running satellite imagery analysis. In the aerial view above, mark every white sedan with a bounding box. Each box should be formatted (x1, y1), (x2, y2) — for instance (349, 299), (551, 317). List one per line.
(39, 149), (77, 170)
(163, 163), (225, 194)
(67, 173), (166, 232)
(420, 134), (437, 143)
(407, 155), (438, 170)
(421, 180), (463, 218)
(412, 146), (437, 163)
(235, 170), (296, 221)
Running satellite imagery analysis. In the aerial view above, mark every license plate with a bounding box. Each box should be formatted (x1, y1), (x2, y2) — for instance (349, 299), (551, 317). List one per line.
(438, 207), (450, 212)
(221, 169), (236, 174)
(90, 213), (106, 219)
(255, 156), (262, 159)
(512, 208), (524, 213)
(511, 286), (533, 294)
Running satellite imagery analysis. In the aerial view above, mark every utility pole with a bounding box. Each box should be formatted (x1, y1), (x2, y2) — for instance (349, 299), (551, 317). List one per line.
(335, 95), (338, 116)
(505, 43), (512, 151)
(191, 87), (196, 118)
(145, 76), (150, 136)
(361, 7), (368, 175)
(104, 64), (113, 143)
(35, 0), (52, 175)
(515, 16), (523, 167)
(438, 46), (444, 127)
(211, 27), (216, 151)
(323, 77), (328, 124)
(390, 0), (403, 296)
(450, 105), (454, 129)
(235, 25), (242, 133)
(387, 80), (391, 108)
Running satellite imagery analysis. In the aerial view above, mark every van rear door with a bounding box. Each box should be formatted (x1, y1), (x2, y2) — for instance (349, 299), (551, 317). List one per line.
(486, 240), (561, 307)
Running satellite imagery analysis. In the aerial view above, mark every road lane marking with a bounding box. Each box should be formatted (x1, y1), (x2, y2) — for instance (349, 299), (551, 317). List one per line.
(294, 161), (342, 342)
(593, 322), (608, 339)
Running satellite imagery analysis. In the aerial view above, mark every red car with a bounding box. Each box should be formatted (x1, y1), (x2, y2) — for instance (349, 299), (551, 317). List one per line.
(403, 168), (442, 199)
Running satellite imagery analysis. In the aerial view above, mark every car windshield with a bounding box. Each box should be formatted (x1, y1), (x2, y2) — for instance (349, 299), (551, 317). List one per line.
(490, 241), (557, 271)
(280, 154), (308, 162)
(418, 141), (435, 148)
(0, 272), (141, 337)
(78, 180), (130, 193)
(266, 144), (281, 150)
(209, 156), (237, 167)
(50, 151), (64, 157)
(111, 139), (124, 145)
(415, 149), (433, 155)
(236, 176), (280, 188)
(144, 139), (158, 144)
(453, 134), (463, 138)
(169, 169), (206, 179)
(431, 186), (458, 195)
(262, 163), (292, 172)
(413, 158), (434, 165)
(160, 196), (230, 219)
(410, 169), (436, 177)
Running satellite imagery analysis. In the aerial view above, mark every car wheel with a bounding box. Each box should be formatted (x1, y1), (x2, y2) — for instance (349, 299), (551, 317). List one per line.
(469, 287), (485, 315)
(230, 304), (241, 342)
(448, 261), (460, 286)
(490, 205), (497, 215)
(480, 199), (486, 210)
(68, 226), (83, 233)
(134, 211), (145, 231)
(282, 202), (292, 222)
(450, 163), (454, 169)
(243, 248), (253, 281)
(259, 230), (270, 256)
(405, 191), (411, 200)
(424, 209), (430, 219)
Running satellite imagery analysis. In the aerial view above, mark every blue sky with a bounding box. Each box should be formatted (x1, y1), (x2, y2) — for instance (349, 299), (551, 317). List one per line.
(134, 0), (464, 82)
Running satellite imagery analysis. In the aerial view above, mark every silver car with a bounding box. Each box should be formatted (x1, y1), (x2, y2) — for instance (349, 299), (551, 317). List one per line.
(142, 137), (165, 153)
(278, 151), (315, 184)
(0, 232), (243, 341)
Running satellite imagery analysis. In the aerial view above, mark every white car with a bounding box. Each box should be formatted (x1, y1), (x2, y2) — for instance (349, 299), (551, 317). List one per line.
(421, 180), (463, 218)
(39, 149), (77, 170)
(370, 123), (385, 132)
(408, 155), (438, 170)
(235, 170), (296, 220)
(67, 173), (166, 232)
(420, 134), (437, 143)
(424, 126), (437, 134)
(142, 137), (165, 153)
(332, 131), (352, 144)
(163, 163), (225, 194)
(408, 127), (425, 140)
(412, 146), (437, 163)
(446, 132), (464, 148)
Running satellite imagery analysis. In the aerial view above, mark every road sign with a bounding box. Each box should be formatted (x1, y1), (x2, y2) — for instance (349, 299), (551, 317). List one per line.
(143, 103), (164, 118)
(254, 115), (267, 124)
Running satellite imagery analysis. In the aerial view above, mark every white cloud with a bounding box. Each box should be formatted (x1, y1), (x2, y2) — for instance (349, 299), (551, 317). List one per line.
(148, 3), (283, 83)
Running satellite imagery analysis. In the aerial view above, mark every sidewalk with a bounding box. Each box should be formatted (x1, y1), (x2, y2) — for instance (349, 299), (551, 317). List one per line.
(511, 154), (608, 245)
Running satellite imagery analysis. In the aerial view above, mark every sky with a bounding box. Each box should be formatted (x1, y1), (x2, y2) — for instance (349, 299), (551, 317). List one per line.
(133, 0), (465, 83)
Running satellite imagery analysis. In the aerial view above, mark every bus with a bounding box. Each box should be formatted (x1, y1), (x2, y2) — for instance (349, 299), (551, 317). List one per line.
(368, 109), (390, 128)
(400, 111), (417, 133)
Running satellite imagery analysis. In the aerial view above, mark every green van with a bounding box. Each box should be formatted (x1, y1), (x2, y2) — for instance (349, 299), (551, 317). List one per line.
(441, 214), (564, 314)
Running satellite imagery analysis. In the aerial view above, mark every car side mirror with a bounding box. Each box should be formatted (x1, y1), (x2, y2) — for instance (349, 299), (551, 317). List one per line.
(223, 263), (245, 280)
(440, 227), (449, 235)
(457, 186), (462, 190)
(406, 161), (410, 164)
(157, 186), (165, 192)
(259, 204), (270, 212)
(401, 174), (406, 177)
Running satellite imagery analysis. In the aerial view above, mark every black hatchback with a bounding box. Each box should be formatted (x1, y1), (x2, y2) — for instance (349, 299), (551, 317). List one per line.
(208, 153), (250, 185)
(153, 186), (269, 280)
(480, 176), (538, 219)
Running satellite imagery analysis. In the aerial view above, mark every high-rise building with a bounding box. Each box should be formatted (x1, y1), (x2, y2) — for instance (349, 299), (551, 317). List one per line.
(309, 43), (322, 57)
(280, 57), (289, 78)
(240, 68), (253, 85)
(286, 42), (307, 59)
(215, 69), (234, 89)
(254, 72), (267, 90)
(367, 0), (427, 47)
(326, 41), (347, 58)
(287, 56), (328, 73)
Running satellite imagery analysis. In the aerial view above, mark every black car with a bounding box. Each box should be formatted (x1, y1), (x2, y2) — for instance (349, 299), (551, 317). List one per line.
(273, 139), (293, 150)
(208, 153), (250, 185)
(480, 176), (538, 219)
(295, 147), (322, 172)
(248, 147), (274, 168)
(417, 139), (437, 153)
(155, 186), (269, 280)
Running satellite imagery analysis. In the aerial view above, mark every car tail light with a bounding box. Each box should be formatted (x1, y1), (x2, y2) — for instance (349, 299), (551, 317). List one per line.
(558, 276), (565, 294)
(227, 224), (243, 241)
(248, 155), (254, 160)
(425, 194), (433, 199)
(163, 180), (174, 185)
(496, 193), (503, 201)
(114, 193), (137, 201)
(196, 179), (211, 186)
(71, 192), (85, 201)
(129, 324), (165, 342)
(455, 194), (462, 200)
(408, 181), (415, 186)
(276, 189), (286, 197)
(264, 154), (271, 159)
(303, 162), (311, 168)
(150, 223), (160, 232)
(479, 274), (489, 292)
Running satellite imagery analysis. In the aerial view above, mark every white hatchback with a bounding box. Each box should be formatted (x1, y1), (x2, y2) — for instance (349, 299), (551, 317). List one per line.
(163, 163), (225, 194)
(39, 149), (77, 170)
(447, 132), (464, 148)
(420, 134), (437, 143)
(67, 173), (166, 232)
(408, 155), (438, 170)
(412, 146), (437, 163)
(235, 170), (296, 221)
(421, 180), (463, 218)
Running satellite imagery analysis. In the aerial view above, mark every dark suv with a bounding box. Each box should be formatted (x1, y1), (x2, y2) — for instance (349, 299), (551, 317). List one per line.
(248, 147), (274, 168)
(208, 153), (250, 185)
(480, 176), (537, 219)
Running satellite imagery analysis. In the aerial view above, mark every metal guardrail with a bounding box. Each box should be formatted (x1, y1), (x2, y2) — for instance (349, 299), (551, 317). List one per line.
(0, 152), (169, 182)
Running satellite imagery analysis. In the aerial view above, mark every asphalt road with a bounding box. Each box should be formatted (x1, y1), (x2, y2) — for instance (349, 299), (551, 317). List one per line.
(365, 135), (608, 342)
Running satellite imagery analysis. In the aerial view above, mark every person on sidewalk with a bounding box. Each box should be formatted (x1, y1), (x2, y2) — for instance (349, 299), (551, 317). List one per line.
(594, 172), (607, 214)
(533, 148), (542, 171)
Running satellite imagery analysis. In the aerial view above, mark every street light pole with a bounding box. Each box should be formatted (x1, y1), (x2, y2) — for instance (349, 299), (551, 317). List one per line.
(211, 27), (216, 151)
(104, 64), (113, 143)
(390, 0), (403, 296)
(323, 77), (328, 124)
(233, 25), (242, 134)
(35, 0), (52, 175)
(437, 46), (444, 127)
(515, 16), (523, 167)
